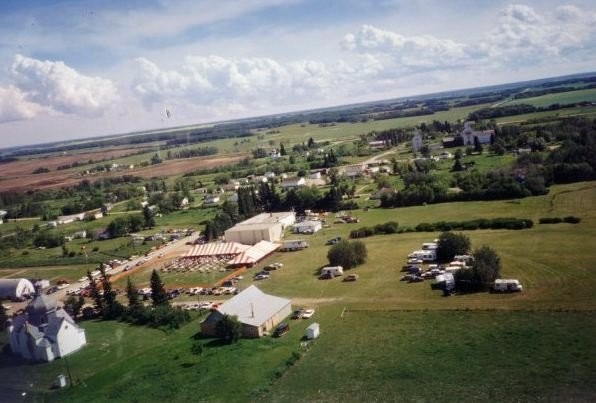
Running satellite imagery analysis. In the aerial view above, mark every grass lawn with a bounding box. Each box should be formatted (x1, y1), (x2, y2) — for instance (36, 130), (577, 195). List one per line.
(266, 310), (596, 402)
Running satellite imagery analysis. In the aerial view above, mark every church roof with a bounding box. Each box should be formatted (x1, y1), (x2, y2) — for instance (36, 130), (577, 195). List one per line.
(26, 292), (57, 326)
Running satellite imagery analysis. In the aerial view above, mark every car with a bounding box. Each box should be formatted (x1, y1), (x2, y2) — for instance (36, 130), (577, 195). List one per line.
(325, 237), (342, 245)
(291, 309), (305, 319)
(263, 265), (278, 271)
(319, 272), (334, 280)
(407, 258), (424, 264)
(301, 309), (315, 319)
(254, 274), (270, 280)
(344, 274), (359, 281)
(408, 276), (424, 283)
(273, 322), (290, 337)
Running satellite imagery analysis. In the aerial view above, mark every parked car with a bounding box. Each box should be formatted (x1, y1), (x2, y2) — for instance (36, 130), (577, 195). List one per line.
(291, 309), (305, 319)
(325, 237), (342, 245)
(344, 274), (359, 281)
(302, 309), (315, 319)
(273, 322), (290, 337)
(254, 274), (270, 281)
(408, 276), (424, 283)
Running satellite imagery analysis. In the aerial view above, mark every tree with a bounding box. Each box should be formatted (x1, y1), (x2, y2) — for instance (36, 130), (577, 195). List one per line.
(86, 270), (103, 313)
(452, 158), (465, 172)
(327, 240), (367, 270)
(64, 295), (85, 320)
(150, 269), (168, 306)
(126, 277), (140, 308)
(280, 143), (287, 156)
(215, 314), (242, 344)
(473, 136), (483, 154)
(142, 205), (155, 228)
(0, 302), (7, 330)
(150, 153), (162, 165)
(436, 232), (471, 263)
(472, 246), (501, 290)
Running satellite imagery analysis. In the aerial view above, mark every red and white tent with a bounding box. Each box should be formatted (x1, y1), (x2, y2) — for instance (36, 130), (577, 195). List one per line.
(185, 242), (250, 258)
(227, 241), (280, 266)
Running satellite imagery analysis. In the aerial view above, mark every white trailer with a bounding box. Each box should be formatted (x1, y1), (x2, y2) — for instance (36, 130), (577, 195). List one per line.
(422, 242), (438, 250)
(305, 322), (320, 340)
(408, 249), (436, 262)
(492, 279), (523, 292)
(321, 266), (344, 276)
(281, 240), (309, 251)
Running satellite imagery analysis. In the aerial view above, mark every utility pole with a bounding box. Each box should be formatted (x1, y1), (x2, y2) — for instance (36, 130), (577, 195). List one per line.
(63, 355), (74, 388)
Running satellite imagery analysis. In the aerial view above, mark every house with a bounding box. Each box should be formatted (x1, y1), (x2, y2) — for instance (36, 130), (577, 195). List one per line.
(369, 140), (386, 149)
(371, 187), (396, 200)
(200, 285), (292, 338)
(0, 209), (7, 224)
(0, 278), (35, 300)
(73, 230), (87, 239)
(7, 288), (86, 362)
(57, 213), (85, 225)
(268, 149), (281, 159)
(342, 164), (367, 178)
(281, 177), (305, 189)
(308, 171), (322, 180)
(179, 197), (189, 208)
(459, 121), (494, 145)
(204, 195), (220, 206)
(293, 220), (322, 234)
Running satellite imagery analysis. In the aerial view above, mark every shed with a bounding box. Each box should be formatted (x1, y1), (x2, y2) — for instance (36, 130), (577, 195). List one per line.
(0, 278), (35, 300)
(201, 285), (292, 338)
(293, 220), (322, 234)
(305, 322), (320, 340)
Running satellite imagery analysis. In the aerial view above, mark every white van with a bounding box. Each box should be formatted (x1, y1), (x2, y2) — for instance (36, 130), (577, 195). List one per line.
(493, 279), (523, 292)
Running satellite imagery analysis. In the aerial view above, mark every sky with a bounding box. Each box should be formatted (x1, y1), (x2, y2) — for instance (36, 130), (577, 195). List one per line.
(1, 0), (595, 148)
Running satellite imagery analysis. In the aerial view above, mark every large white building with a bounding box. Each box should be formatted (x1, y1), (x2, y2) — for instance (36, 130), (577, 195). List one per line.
(201, 285), (292, 338)
(7, 290), (86, 362)
(224, 212), (295, 245)
(460, 121), (495, 145)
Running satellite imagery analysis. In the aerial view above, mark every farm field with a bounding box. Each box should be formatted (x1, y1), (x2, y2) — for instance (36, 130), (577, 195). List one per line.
(503, 87), (596, 108)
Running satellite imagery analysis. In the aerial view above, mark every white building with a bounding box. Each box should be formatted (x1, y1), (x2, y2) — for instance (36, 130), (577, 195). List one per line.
(281, 177), (306, 189)
(201, 285), (291, 338)
(0, 209), (7, 224)
(293, 220), (322, 234)
(224, 212), (295, 245)
(460, 121), (494, 145)
(204, 195), (220, 206)
(7, 290), (86, 362)
(0, 278), (35, 300)
(342, 164), (367, 178)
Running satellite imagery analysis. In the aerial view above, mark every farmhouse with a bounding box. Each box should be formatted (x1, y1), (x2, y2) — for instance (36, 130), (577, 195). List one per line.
(7, 289), (86, 362)
(293, 220), (322, 234)
(200, 285), (292, 338)
(0, 278), (35, 300)
(342, 164), (367, 178)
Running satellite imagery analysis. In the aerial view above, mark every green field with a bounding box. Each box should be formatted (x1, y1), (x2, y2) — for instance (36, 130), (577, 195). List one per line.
(503, 88), (596, 108)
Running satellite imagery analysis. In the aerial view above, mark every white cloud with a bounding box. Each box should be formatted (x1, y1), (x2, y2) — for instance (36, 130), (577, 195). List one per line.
(483, 4), (596, 66)
(341, 24), (470, 70)
(0, 85), (48, 122)
(10, 54), (118, 117)
(132, 55), (333, 110)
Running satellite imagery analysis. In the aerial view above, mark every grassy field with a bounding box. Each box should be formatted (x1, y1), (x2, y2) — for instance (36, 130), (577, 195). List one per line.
(503, 88), (596, 108)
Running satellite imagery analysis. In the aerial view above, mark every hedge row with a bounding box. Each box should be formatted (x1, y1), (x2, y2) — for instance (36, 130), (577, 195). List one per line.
(539, 216), (581, 224)
(349, 217), (534, 239)
(350, 221), (399, 238)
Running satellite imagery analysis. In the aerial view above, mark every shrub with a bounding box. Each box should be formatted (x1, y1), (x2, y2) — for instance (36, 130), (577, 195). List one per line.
(539, 217), (562, 224)
(563, 216), (581, 224)
(373, 221), (399, 234)
(327, 239), (367, 269)
(349, 227), (375, 239)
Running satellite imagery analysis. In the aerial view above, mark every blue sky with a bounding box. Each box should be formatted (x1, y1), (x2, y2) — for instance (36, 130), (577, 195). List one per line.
(1, 0), (595, 147)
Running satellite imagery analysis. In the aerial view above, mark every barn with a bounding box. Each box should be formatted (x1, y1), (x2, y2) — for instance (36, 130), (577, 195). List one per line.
(201, 285), (292, 338)
(0, 278), (35, 300)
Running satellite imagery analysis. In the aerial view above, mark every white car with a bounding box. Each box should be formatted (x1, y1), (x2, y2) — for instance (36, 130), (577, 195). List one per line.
(301, 309), (315, 319)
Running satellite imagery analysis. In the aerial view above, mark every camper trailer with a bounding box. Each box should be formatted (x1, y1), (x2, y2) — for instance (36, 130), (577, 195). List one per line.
(422, 242), (438, 250)
(492, 279), (523, 292)
(431, 272), (455, 294)
(408, 249), (436, 262)
(320, 266), (344, 277)
(281, 240), (309, 251)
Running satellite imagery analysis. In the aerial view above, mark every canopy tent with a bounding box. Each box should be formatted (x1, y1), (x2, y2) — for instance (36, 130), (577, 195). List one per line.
(185, 242), (250, 258)
(227, 241), (280, 266)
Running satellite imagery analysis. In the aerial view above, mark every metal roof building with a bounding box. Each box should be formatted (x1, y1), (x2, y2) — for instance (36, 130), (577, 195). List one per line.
(0, 278), (35, 300)
(200, 285), (292, 338)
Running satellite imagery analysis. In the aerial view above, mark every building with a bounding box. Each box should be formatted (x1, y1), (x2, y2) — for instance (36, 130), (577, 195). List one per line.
(460, 121), (494, 145)
(200, 285), (292, 338)
(0, 278), (35, 300)
(412, 131), (423, 153)
(293, 220), (322, 234)
(224, 212), (295, 245)
(342, 164), (367, 178)
(0, 209), (7, 224)
(204, 195), (220, 206)
(281, 177), (305, 189)
(368, 140), (386, 149)
(7, 289), (86, 362)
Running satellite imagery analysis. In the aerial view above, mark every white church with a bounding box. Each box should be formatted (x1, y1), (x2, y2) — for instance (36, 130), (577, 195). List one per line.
(7, 288), (86, 362)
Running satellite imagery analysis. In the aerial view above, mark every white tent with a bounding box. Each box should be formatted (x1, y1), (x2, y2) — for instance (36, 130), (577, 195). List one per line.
(0, 278), (35, 299)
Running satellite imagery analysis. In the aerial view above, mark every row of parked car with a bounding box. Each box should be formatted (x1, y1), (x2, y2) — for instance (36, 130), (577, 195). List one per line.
(254, 262), (283, 280)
